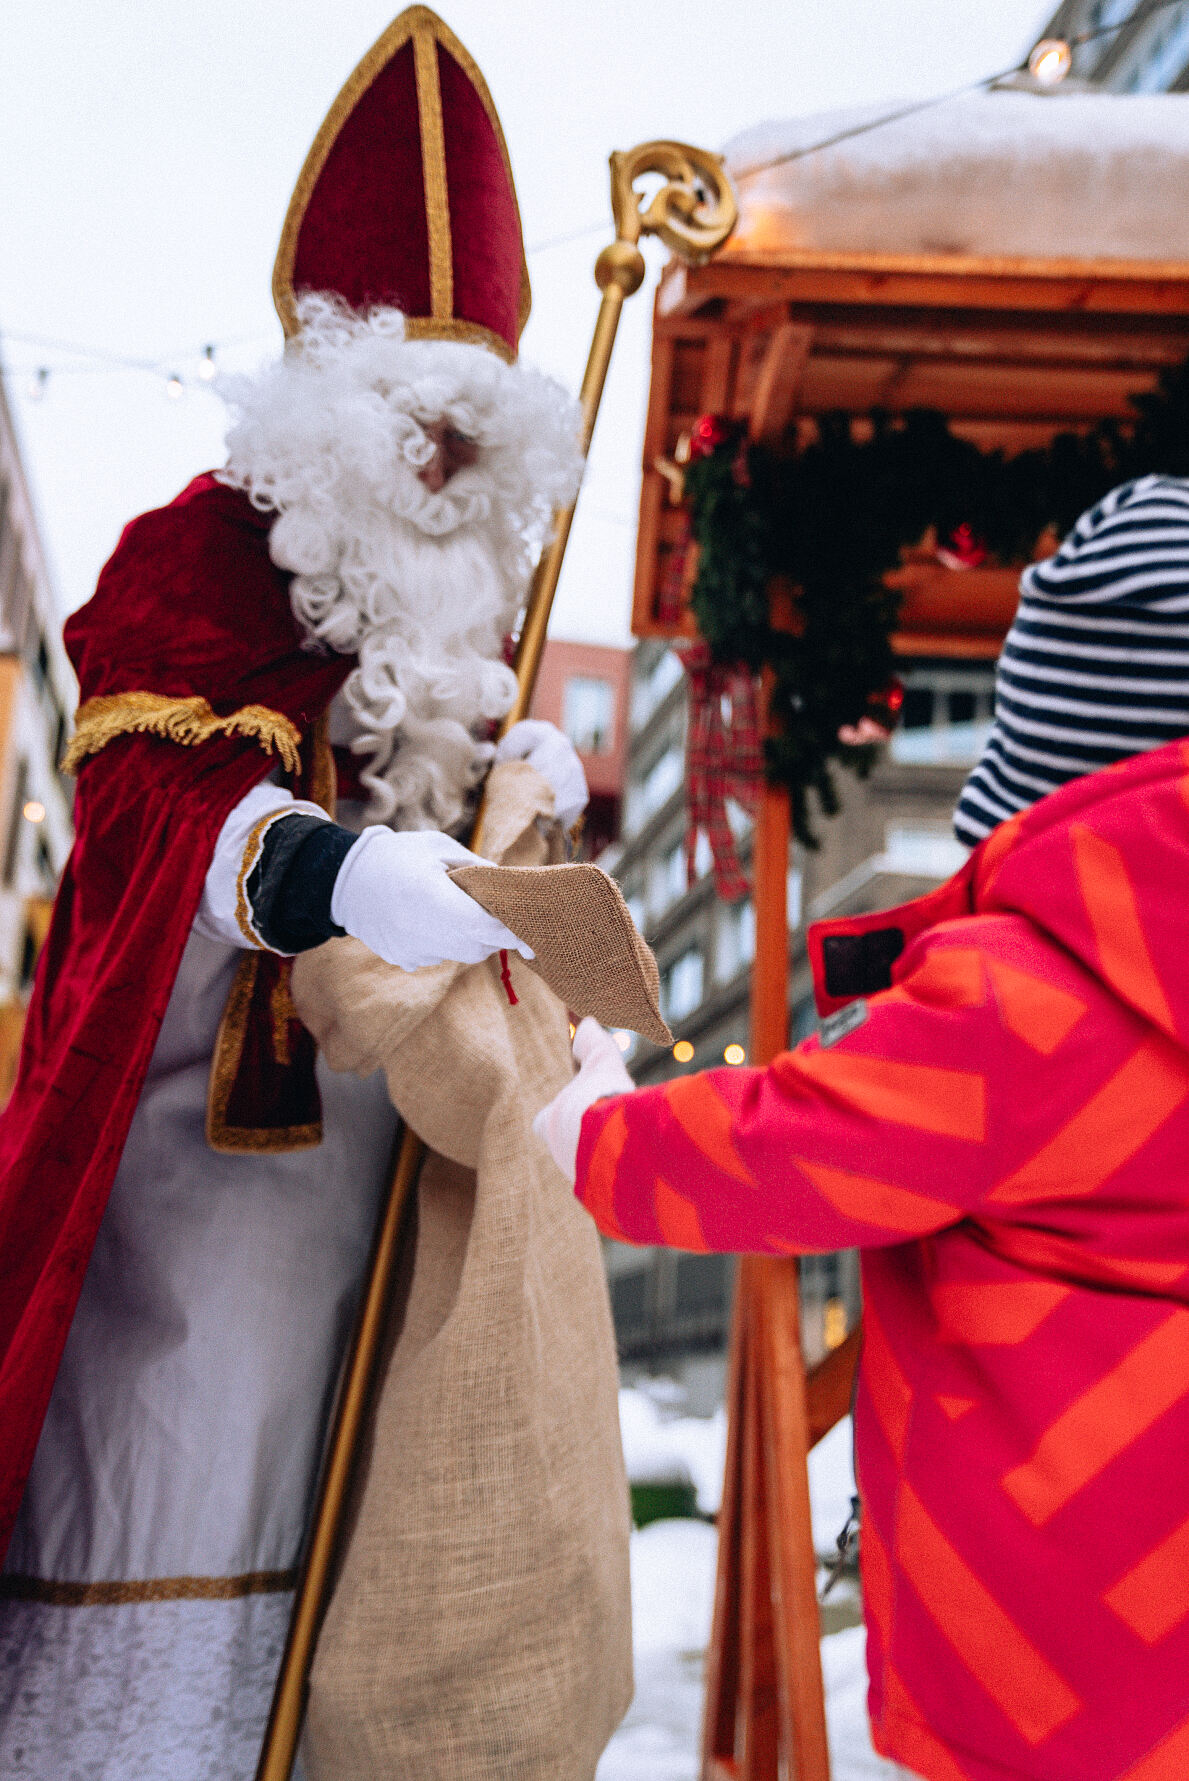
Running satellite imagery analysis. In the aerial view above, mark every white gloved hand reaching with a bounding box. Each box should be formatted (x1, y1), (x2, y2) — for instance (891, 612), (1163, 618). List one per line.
(533, 1016), (635, 1184)
(331, 826), (534, 973)
(495, 720), (589, 830)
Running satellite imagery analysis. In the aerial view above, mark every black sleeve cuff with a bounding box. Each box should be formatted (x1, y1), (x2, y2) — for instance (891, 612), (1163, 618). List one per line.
(245, 813), (357, 954)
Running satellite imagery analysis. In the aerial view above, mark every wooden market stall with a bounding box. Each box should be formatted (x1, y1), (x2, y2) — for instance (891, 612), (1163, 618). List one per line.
(627, 89), (1189, 1781)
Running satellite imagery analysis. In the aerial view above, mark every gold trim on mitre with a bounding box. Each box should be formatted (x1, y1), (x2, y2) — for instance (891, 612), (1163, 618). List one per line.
(271, 6), (531, 360)
(63, 693), (302, 778)
(413, 22), (453, 325)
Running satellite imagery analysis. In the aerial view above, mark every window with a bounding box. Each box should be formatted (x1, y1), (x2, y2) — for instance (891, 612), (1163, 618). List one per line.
(648, 843), (688, 922)
(562, 675), (614, 754)
(883, 822), (970, 880)
(692, 829), (712, 878)
(889, 664), (994, 766)
(19, 922), (39, 991)
(662, 948), (704, 1024)
(630, 648), (684, 732)
(624, 743), (684, 835)
(1113, 3), (1189, 90)
(3, 759), (28, 887)
(787, 867), (803, 931)
(30, 632), (49, 692)
(714, 898), (756, 984)
(0, 529), (18, 647)
(610, 1270), (650, 1343)
(674, 1253), (728, 1320)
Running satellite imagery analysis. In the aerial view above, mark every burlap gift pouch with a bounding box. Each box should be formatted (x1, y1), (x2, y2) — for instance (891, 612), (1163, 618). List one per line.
(291, 762), (634, 1781)
(448, 859), (672, 1046)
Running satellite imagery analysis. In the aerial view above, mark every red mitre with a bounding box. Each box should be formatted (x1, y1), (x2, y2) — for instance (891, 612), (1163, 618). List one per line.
(273, 6), (530, 362)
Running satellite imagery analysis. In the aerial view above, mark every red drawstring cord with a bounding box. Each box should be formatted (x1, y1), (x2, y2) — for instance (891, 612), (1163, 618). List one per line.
(498, 948), (519, 1006)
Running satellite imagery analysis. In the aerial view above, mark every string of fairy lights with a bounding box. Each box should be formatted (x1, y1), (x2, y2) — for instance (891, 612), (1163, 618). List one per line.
(2, 2), (1176, 408)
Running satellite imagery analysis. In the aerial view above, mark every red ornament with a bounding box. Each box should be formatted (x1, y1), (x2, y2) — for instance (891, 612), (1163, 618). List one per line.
(688, 413), (733, 460)
(880, 677), (905, 717)
(936, 523), (988, 570)
(852, 676), (905, 740)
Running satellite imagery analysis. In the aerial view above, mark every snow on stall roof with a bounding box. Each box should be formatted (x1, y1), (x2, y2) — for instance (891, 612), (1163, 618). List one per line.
(724, 90), (1189, 264)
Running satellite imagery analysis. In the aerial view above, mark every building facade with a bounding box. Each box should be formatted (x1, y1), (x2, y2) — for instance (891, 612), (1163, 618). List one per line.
(528, 637), (632, 857)
(0, 378), (75, 1100)
(1040, 0), (1189, 89)
(602, 639), (992, 1411)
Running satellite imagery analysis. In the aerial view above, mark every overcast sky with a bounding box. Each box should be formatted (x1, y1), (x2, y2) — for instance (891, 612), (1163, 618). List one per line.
(0, 0), (1052, 648)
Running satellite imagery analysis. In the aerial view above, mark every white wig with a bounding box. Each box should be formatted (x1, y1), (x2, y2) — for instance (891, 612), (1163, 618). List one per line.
(219, 295), (583, 831)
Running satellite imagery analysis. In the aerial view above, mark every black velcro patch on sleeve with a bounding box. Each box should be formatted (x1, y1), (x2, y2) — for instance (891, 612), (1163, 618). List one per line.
(821, 928), (905, 1000)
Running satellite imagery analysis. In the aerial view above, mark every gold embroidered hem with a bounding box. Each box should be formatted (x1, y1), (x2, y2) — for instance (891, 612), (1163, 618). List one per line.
(63, 693), (302, 778)
(0, 1569), (298, 1606)
(206, 954), (322, 1154)
(234, 810), (290, 951)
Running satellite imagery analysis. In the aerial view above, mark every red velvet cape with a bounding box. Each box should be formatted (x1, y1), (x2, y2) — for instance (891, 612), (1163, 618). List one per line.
(0, 475), (351, 1562)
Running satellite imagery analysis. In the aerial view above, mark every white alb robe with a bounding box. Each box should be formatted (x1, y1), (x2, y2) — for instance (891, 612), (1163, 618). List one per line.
(0, 781), (397, 1780)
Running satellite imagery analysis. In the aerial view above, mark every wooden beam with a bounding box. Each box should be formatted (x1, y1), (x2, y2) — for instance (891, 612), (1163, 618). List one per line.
(891, 631), (1001, 661)
(798, 354), (1145, 422)
(887, 563), (1021, 640)
(738, 1311), (780, 1777)
(630, 472), (666, 637)
(702, 334), (738, 416)
(641, 332), (676, 463)
(701, 1283), (749, 1778)
(804, 315), (1189, 371)
(748, 323), (814, 443)
(763, 1258), (832, 1781)
(805, 1325), (862, 1450)
(676, 251), (1189, 316)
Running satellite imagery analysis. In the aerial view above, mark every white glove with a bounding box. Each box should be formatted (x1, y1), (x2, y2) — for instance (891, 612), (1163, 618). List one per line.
(533, 1016), (635, 1184)
(496, 719), (589, 830)
(330, 826), (534, 972)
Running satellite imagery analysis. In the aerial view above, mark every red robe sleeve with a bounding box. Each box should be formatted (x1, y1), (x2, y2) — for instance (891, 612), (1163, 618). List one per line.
(0, 475), (350, 1562)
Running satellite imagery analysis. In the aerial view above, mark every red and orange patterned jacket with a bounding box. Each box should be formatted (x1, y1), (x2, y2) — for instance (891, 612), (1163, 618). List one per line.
(575, 738), (1189, 1781)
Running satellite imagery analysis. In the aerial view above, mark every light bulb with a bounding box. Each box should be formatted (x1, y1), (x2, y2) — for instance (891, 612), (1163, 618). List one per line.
(1028, 38), (1072, 85)
(613, 1030), (632, 1053)
(23, 800), (46, 824)
(673, 1039), (695, 1063)
(723, 1043), (746, 1065)
(166, 374), (184, 400)
(198, 345), (216, 381)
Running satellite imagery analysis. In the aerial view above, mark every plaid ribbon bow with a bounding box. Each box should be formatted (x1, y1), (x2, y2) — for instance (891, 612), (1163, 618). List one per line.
(681, 641), (762, 903)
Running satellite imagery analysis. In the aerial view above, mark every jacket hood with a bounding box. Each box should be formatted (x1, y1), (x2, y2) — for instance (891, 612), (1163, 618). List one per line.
(808, 737), (1189, 1045)
(971, 737), (1189, 1045)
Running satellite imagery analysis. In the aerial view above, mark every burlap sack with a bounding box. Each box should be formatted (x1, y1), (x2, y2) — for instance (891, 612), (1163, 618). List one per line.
(446, 859), (672, 1046)
(292, 761), (633, 1781)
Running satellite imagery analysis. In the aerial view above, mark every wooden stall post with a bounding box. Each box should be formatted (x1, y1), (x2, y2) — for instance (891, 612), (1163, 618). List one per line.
(700, 655), (831, 1781)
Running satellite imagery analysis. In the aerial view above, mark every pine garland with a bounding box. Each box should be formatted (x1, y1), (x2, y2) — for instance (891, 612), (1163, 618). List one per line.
(682, 356), (1189, 847)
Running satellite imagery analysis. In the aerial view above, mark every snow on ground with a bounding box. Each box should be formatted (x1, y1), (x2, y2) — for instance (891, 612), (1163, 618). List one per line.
(616, 1384), (857, 1547)
(601, 1389), (900, 1781)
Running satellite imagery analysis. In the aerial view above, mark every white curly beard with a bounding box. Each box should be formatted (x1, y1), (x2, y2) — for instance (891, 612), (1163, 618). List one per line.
(218, 296), (583, 832)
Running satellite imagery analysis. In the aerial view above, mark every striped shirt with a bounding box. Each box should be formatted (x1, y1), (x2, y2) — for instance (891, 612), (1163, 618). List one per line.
(954, 475), (1189, 845)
